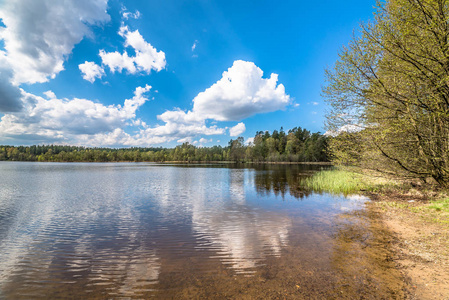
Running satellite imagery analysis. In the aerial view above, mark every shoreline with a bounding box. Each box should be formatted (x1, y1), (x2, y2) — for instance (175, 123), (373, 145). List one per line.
(0, 160), (333, 165)
(367, 192), (449, 299)
(303, 168), (449, 299)
(159, 161), (333, 165)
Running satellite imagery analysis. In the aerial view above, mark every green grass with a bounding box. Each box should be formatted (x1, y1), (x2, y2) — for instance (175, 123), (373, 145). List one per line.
(428, 198), (449, 212)
(301, 168), (397, 195)
(378, 197), (449, 226)
(306, 169), (449, 226)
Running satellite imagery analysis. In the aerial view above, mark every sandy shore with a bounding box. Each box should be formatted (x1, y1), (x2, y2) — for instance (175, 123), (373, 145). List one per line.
(368, 192), (449, 299)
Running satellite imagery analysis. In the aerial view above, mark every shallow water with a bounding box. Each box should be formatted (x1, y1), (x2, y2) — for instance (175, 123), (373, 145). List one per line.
(0, 162), (405, 299)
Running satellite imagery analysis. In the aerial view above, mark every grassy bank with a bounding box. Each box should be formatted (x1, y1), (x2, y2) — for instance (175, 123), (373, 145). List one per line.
(300, 168), (397, 195)
(377, 196), (449, 226)
(302, 168), (449, 223)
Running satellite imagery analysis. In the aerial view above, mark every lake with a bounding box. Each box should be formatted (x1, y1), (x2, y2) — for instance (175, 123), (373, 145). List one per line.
(0, 162), (405, 299)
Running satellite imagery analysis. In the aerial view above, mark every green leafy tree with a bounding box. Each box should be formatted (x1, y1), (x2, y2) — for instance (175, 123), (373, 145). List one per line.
(287, 133), (300, 153)
(324, 0), (449, 186)
(228, 137), (245, 162)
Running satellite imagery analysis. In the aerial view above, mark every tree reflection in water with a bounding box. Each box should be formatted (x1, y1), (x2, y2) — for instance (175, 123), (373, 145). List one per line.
(253, 164), (325, 199)
(0, 162), (404, 299)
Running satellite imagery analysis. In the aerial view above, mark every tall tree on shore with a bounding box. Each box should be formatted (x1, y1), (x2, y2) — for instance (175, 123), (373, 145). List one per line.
(228, 137), (245, 162)
(324, 0), (449, 186)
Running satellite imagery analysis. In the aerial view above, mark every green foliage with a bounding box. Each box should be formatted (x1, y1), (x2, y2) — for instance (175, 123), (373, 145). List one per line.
(324, 0), (449, 187)
(246, 127), (329, 162)
(228, 137), (245, 162)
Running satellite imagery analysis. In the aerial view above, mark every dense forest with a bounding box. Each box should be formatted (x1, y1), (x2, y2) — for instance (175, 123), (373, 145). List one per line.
(0, 126), (329, 163)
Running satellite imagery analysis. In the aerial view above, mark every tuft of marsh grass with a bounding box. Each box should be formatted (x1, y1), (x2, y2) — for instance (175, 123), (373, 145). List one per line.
(301, 168), (397, 195)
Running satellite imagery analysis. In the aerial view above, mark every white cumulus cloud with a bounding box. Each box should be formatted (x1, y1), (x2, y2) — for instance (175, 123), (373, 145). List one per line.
(79, 61), (105, 83)
(198, 138), (212, 145)
(0, 58), (290, 146)
(100, 25), (166, 75)
(118, 60), (291, 145)
(0, 62), (22, 112)
(199, 138), (211, 143)
(43, 90), (56, 99)
(245, 137), (255, 145)
(140, 60), (289, 144)
(0, 0), (110, 84)
(191, 60), (290, 121)
(0, 85), (151, 144)
(0, 0), (110, 113)
(229, 122), (246, 137)
(72, 106), (225, 147)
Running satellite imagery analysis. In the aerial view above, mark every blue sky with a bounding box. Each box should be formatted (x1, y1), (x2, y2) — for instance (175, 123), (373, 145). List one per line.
(0, 0), (375, 147)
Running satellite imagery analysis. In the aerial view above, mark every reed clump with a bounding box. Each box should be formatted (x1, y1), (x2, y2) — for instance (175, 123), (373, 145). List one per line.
(301, 168), (397, 195)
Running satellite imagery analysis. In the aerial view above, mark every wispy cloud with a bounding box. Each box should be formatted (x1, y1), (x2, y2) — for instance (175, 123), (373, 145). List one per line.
(121, 7), (141, 20)
(191, 40), (198, 52)
(191, 40), (199, 58)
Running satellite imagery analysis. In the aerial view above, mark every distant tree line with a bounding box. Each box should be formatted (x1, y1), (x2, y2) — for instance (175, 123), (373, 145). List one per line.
(0, 127), (329, 163)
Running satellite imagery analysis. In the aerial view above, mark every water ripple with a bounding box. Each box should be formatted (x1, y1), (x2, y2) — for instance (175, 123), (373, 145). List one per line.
(0, 162), (369, 298)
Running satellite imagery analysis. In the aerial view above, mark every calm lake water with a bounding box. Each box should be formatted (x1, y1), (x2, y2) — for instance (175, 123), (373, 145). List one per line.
(0, 162), (405, 299)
